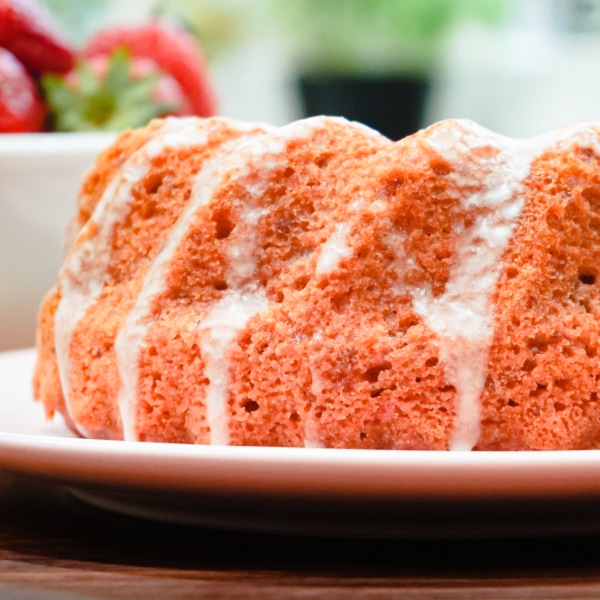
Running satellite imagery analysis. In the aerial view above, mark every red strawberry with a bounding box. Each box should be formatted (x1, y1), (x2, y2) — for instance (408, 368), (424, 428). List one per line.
(0, 0), (75, 74)
(42, 48), (188, 132)
(0, 47), (45, 132)
(84, 20), (218, 117)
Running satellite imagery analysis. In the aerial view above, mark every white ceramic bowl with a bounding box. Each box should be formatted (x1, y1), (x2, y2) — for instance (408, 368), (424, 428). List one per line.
(0, 132), (116, 351)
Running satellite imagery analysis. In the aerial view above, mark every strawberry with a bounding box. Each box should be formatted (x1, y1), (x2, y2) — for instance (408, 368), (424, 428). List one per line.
(42, 48), (189, 132)
(0, 0), (75, 74)
(0, 47), (45, 132)
(84, 20), (218, 117)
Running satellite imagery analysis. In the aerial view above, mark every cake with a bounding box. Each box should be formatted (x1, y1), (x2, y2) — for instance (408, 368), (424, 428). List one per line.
(33, 115), (600, 450)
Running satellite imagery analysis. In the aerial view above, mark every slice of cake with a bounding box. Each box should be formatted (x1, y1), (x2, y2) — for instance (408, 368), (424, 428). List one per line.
(34, 116), (600, 450)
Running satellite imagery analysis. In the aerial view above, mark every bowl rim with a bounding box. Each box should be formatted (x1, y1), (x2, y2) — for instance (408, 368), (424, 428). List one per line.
(0, 132), (118, 157)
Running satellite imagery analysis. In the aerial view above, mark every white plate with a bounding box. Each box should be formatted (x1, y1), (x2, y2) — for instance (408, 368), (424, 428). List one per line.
(3, 348), (600, 538)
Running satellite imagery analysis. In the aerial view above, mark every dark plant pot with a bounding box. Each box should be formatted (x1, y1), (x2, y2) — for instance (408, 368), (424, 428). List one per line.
(297, 73), (430, 140)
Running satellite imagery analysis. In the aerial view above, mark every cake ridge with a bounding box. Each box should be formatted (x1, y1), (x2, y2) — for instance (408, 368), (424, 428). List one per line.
(116, 116), (361, 442)
(418, 118), (600, 449)
(420, 120), (531, 449)
(115, 125), (275, 441)
(55, 118), (224, 434)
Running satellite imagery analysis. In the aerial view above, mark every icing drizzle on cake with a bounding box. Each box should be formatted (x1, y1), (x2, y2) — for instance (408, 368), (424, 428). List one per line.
(55, 118), (210, 434)
(116, 117), (350, 441)
(420, 119), (600, 450)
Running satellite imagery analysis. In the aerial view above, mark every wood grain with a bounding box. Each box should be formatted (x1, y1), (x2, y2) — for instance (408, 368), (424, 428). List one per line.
(1, 471), (600, 599)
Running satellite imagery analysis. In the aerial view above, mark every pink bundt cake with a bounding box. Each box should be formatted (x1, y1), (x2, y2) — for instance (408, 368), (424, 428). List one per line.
(33, 115), (600, 450)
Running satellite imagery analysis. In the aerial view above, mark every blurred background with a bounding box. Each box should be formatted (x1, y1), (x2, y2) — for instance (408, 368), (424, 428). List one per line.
(41, 0), (600, 138)
(4, 0), (600, 351)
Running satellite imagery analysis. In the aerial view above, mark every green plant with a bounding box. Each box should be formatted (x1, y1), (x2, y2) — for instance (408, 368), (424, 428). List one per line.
(271, 0), (506, 75)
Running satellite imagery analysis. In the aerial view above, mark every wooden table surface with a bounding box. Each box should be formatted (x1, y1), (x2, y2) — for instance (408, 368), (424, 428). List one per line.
(1, 472), (600, 599)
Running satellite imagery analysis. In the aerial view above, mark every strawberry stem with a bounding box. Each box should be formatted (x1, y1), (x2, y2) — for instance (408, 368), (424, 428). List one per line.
(42, 48), (179, 132)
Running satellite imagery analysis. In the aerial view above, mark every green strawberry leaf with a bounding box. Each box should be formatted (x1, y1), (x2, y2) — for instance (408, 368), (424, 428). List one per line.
(105, 48), (132, 95)
(41, 48), (181, 132)
(77, 62), (100, 96)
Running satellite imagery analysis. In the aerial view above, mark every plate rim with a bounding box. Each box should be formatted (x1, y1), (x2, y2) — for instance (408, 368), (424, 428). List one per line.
(6, 348), (600, 537)
(3, 347), (600, 502)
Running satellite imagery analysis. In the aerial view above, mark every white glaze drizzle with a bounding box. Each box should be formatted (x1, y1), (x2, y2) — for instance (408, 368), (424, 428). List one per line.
(198, 289), (269, 445)
(315, 222), (353, 276)
(116, 116), (344, 442)
(115, 129), (272, 441)
(304, 330), (326, 448)
(55, 172), (132, 435)
(416, 119), (600, 450)
(54, 117), (213, 429)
